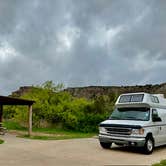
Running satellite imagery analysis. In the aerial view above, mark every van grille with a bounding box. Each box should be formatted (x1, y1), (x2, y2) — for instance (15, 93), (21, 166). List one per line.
(105, 127), (132, 135)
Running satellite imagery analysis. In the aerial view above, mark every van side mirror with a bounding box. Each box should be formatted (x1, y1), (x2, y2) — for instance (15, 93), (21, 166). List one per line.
(152, 116), (162, 122)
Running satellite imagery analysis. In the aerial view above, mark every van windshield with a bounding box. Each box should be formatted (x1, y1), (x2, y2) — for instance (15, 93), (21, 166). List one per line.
(109, 107), (150, 121)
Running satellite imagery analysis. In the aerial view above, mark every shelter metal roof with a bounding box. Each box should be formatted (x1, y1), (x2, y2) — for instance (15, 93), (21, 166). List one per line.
(0, 96), (35, 105)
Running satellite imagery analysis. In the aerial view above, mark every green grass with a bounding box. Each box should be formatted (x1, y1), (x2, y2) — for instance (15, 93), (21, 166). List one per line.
(152, 160), (166, 166)
(19, 132), (95, 140)
(32, 127), (95, 136)
(4, 121), (26, 131)
(0, 139), (4, 144)
(4, 121), (96, 140)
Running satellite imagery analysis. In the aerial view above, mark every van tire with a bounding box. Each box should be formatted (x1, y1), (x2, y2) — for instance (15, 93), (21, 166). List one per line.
(100, 142), (112, 149)
(143, 136), (154, 154)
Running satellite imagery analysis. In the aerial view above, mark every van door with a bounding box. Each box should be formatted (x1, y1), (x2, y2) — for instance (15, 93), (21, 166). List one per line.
(157, 109), (166, 144)
(152, 109), (163, 145)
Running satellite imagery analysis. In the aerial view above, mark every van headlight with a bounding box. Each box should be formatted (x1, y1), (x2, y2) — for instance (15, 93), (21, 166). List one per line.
(132, 128), (144, 135)
(99, 127), (107, 133)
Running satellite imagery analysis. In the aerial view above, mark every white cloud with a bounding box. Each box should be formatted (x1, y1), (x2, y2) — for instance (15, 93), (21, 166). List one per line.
(56, 26), (80, 53)
(88, 25), (123, 49)
(0, 41), (18, 62)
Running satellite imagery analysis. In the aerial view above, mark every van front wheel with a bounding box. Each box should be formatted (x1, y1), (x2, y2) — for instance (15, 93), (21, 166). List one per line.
(100, 142), (112, 149)
(143, 137), (154, 154)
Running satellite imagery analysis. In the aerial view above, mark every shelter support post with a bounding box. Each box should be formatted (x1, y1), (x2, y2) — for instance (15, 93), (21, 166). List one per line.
(0, 105), (2, 126)
(28, 105), (32, 136)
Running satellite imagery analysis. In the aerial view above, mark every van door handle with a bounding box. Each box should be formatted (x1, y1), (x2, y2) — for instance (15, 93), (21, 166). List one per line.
(159, 127), (162, 130)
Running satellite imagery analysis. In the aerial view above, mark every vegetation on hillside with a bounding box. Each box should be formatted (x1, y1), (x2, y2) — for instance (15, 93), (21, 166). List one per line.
(4, 81), (117, 132)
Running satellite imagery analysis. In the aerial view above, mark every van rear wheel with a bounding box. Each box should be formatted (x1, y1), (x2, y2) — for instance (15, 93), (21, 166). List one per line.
(100, 142), (112, 149)
(143, 137), (154, 154)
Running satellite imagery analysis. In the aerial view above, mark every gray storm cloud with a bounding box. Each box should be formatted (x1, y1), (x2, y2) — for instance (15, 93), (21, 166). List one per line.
(0, 0), (166, 95)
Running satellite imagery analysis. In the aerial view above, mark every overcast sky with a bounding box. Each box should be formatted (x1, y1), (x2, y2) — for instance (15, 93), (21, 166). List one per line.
(0, 0), (166, 95)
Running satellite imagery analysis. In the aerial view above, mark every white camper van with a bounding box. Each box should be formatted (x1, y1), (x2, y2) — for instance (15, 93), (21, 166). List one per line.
(99, 92), (166, 154)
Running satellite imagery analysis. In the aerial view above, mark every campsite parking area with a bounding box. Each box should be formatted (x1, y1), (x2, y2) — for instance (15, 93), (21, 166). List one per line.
(0, 134), (166, 166)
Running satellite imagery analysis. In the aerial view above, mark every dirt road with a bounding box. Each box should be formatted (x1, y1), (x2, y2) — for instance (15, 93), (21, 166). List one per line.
(0, 134), (166, 166)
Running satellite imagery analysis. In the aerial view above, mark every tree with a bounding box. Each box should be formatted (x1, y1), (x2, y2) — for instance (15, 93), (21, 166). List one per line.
(41, 81), (64, 92)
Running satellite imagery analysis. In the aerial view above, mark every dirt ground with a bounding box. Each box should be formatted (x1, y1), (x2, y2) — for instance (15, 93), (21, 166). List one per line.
(0, 134), (166, 166)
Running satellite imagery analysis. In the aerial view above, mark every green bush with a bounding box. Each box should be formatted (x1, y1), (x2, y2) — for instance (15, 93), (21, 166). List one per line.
(0, 139), (4, 144)
(152, 160), (166, 166)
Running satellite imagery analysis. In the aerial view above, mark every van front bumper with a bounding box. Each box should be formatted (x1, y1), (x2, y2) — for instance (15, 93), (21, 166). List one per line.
(99, 134), (145, 147)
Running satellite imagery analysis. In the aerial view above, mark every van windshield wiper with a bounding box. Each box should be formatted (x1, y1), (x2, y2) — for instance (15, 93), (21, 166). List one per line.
(124, 117), (145, 121)
(125, 116), (136, 120)
(109, 116), (122, 120)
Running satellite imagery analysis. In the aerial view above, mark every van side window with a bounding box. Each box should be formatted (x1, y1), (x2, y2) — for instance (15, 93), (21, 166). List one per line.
(152, 109), (162, 122)
(151, 96), (159, 103)
(152, 109), (158, 117)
